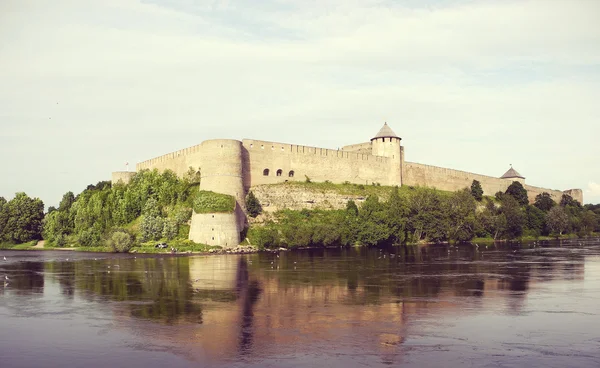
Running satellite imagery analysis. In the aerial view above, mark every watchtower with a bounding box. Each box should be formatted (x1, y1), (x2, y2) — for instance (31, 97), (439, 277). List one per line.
(371, 122), (402, 185)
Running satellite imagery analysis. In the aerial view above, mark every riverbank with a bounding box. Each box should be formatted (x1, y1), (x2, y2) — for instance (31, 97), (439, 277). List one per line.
(0, 241), (259, 255)
(2, 234), (598, 255)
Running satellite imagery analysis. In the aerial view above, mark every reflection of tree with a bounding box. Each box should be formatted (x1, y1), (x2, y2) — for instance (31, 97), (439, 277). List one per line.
(236, 258), (262, 355)
(2, 261), (44, 294)
(45, 261), (75, 298)
(249, 242), (586, 316)
(69, 257), (203, 325)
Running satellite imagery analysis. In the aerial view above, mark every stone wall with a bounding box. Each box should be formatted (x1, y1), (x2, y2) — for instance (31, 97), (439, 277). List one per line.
(249, 184), (377, 215)
(403, 162), (570, 204)
(115, 134), (584, 246)
(340, 141), (373, 155)
(242, 139), (393, 187)
(136, 143), (204, 176)
(188, 208), (242, 247)
(111, 171), (135, 185)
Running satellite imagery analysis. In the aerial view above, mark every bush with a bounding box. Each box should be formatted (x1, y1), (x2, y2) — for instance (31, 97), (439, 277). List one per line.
(193, 191), (235, 214)
(140, 215), (164, 241)
(55, 233), (67, 247)
(106, 229), (134, 253)
(247, 225), (279, 249)
(162, 218), (178, 240)
(246, 191), (263, 218)
(470, 180), (483, 201)
(78, 226), (102, 247)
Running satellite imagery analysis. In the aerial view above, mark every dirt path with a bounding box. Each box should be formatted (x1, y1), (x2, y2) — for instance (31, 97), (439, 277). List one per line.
(33, 240), (45, 249)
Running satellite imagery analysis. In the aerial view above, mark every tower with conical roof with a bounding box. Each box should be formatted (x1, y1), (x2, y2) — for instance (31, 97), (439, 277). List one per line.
(500, 165), (525, 184)
(371, 122), (402, 185)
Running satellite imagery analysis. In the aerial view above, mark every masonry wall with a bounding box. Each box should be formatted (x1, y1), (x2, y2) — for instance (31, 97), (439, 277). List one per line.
(111, 171), (135, 185)
(403, 162), (568, 203)
(242, 139), (393, 187)
(188, 210), (242, 247)
(136, 143), (204, 177)
(340, 142), (372, 155)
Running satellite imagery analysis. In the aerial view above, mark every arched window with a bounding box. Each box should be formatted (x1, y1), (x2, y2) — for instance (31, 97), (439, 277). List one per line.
(276, 169), (282, 177)
(289, 170), (295, 177)
(263, 168), (269, 176)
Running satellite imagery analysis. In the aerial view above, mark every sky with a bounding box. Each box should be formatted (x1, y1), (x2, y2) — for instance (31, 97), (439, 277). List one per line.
(1, 0), (599, 207)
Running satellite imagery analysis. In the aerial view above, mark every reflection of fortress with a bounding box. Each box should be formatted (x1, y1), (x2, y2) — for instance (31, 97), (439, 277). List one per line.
(111, 124), (583, 247)
(110, 250), (585, 365)
(6, 247), (585, 365)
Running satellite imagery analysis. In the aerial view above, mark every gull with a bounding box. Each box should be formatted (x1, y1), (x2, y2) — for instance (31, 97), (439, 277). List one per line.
(4, 275), (9, 280)
(3, 256), (6, 261)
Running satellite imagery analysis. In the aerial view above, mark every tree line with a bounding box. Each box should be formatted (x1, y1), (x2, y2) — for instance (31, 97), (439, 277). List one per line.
(247, 180), (600, 249)
(1, 173), (599, 250)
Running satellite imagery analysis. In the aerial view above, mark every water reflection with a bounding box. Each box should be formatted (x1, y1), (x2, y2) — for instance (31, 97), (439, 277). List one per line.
(0, 239), (598, 367)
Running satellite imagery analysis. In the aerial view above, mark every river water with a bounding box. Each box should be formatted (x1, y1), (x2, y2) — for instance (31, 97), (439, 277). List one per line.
(1, 239), (599, 367)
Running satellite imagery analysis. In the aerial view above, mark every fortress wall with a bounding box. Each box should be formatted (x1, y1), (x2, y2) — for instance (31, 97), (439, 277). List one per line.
(340, 142), (372, 155)
(404, 162), (568, 203)
(136, 143), (204, 176)
(111, 171), (135, 185)
(188, 210), (242, 247)
(523, 184), (568, 204)
(563, 189), (584, 204)
(242, 139), (393, 187)
(403, 162), (512, 195)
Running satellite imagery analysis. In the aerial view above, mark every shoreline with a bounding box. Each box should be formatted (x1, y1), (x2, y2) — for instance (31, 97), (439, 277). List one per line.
(2, 235), (598, 256)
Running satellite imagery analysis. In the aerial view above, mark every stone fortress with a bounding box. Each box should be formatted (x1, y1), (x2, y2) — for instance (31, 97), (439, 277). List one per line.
(112, 123), (583, 247)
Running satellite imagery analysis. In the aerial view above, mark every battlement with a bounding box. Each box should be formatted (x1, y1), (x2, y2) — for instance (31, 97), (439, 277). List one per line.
(242, 139), (389, 163)
(136, 143), (204, 171)
(116, 123), (583, 247)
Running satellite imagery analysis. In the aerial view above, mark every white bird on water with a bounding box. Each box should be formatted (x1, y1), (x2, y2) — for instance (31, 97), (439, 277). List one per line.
(5, 275), (9, 280)
(3, 256), (6, 261)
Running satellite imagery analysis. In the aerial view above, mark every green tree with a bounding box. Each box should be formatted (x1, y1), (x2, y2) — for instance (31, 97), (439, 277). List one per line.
(345, 200), (359, 216)
(356, 195), (391, 246)
(533, 192), (556, 212)
(106, 229), (135, 253)
(140, 215), (164, 241)
(447, 189), (477, 242)
(407, 188), (448, 243)
(470, 180), (483, 201)
(525, 205), (546, 237)
(505, 181), (529, 206)
(547, 206), (569, 236)
(2, 192), (45, 243)
(580, 210), (598, 236)
(385, 187), (409, 244)
(560, 193), (581, 208)
(246, 191), (263, 218)
(58, 191), (75, 212)
(0, 197), (7, 240)
(499, 195), (525, 239)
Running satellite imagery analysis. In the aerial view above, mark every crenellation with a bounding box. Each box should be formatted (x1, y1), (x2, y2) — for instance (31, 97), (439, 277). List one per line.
(115, 123), (582, 247)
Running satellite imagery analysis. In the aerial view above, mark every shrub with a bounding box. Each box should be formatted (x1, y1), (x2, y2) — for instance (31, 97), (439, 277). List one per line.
(246, 191), (263, 218)
(106, 229), (134, 253)
(55, 233), (67, 247)
(162, 218), (178, 240)
(78, 226), (102, 247)
(193, 191), (235, 214)
(140, 215), (164, 241)
(470, 180), (483, 201)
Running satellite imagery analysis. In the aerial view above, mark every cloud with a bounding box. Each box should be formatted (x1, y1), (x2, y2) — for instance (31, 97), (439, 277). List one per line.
(586, 182), (600, 204)
(0, 0), (599, 206)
